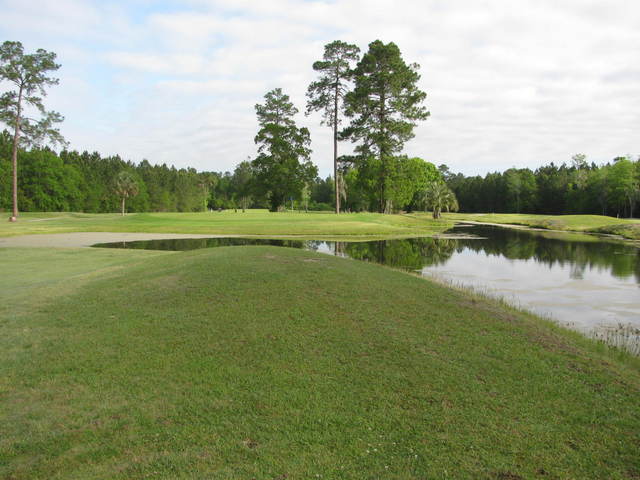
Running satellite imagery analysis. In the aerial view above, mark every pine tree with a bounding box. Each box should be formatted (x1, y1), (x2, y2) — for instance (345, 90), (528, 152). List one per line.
(342, 40), (429, 212)
(0, 41), (65, 221)
(306, 40), (360, 214)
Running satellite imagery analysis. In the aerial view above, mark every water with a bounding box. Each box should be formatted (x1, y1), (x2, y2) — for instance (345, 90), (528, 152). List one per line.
(94, 225), (639, 345)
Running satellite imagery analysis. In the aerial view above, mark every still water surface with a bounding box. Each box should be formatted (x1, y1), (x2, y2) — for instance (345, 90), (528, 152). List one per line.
(94, 225), (639, 335)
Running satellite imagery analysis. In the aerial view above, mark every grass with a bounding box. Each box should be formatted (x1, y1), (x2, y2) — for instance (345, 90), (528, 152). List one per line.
(3, 211), (637, 241)
(0, 210), (451, 238)
(1, 246), (639, 479)
(439, 213), (640, 240)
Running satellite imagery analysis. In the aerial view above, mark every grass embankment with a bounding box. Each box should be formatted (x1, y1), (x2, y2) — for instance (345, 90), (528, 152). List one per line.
(442, 213), (640, 240)
(1, 246), (639, 479)
(0, 211), (451, 238)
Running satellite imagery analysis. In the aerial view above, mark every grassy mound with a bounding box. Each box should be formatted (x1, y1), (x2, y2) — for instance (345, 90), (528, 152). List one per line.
(1, 246), (639, 479)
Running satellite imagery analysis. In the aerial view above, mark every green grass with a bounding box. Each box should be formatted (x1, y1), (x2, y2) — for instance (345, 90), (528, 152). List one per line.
(1, 246), (639, 479)
(439, 213), (640, 240)
(0, 211), (451, 238)
(4, 211), (637, 241)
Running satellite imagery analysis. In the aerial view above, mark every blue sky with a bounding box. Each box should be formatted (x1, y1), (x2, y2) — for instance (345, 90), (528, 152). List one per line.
(1, 0), (638, 176)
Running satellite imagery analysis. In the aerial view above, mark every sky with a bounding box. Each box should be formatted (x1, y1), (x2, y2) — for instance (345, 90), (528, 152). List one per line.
(1, 0), (639, 177)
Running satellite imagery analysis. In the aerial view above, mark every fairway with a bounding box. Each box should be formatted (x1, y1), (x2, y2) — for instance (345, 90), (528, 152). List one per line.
(1, 246), (639, 479)
(0, 211), (451, 238)
(3, 211), (638, 241)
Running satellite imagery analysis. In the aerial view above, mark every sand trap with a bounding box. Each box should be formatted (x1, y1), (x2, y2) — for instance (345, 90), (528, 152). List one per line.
(0, 232), (233, 248)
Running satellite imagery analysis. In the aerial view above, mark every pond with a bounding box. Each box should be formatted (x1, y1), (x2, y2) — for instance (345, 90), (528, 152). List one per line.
(94, 225), (639, 352)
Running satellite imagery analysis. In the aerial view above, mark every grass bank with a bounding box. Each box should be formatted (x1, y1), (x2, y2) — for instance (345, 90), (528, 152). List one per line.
(440, 213), (640, 240)
(1, 246), (639, 479)
(0, 211), (451, 238)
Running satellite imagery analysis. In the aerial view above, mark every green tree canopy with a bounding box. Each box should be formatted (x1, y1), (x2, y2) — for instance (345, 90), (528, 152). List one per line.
(385, 156), (440, 212)
(608, 157), (638, 218)
(231, 160), (254, 212)
(251, 88), (317, 211)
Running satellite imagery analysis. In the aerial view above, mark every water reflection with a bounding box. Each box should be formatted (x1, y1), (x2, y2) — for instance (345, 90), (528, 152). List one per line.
(310, 237), (458, 271)
(93, 227), (640, 283)
(314, 226), (639, 282)
(94, 225), (639, 333)
(443, 226), (640, 282)
(96, 237), (307, 251)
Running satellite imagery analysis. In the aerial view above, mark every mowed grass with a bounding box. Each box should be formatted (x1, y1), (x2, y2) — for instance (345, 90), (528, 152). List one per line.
(437, 213), (640, 240)
(3, 211), (637, 241)
(1, 246), (639, 479)
(0, 210), (451, 238)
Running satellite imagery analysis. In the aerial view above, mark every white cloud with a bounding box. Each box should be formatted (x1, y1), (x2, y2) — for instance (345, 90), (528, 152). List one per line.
(106, 52), (206, 75)
(1, 0), (638, 176)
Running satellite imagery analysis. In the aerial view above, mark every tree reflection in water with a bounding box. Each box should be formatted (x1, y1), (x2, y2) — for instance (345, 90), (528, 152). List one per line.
(447, 226), (639, 282)
(94, 225), (639, 282)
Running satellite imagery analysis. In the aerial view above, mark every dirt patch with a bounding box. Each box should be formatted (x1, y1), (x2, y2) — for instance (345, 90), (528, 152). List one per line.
(242, 438), (258, 449)
(493, 473), (523, 480)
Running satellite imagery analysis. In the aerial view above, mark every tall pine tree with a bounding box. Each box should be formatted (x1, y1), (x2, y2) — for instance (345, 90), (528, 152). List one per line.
(342, 40), (429, 212)
(0, 41), (65, 221)
(306, 40), (360, 214)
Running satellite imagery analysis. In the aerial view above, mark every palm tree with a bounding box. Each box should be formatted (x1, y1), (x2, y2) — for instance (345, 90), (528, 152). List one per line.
(424, 182), (458, 219)
(114, 171), (139, 216)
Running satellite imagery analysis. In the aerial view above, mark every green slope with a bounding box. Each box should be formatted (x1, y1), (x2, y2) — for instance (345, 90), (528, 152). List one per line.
(1, 246), (638, 479)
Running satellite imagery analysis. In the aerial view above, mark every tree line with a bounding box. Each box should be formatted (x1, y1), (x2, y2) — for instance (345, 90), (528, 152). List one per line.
(2, 39), (446, 217)
(0, 130), (445, 215)
(444, 154), (640, 218)
(0, 130), (361, 213)
(0, 132), (209, 213)
(2, 40), (637, 218)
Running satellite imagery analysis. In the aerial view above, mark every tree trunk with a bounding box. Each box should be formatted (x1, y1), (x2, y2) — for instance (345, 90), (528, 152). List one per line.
(378, 89), (387, 213)
(121, 196), (126, 216)
(333, 81), (339, 214)
(10, 87), (23, 222)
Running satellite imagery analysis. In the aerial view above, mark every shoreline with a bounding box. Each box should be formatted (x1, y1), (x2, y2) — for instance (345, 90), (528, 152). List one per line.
(456, 220), (640, 246)
(1, 219), (637, 248)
